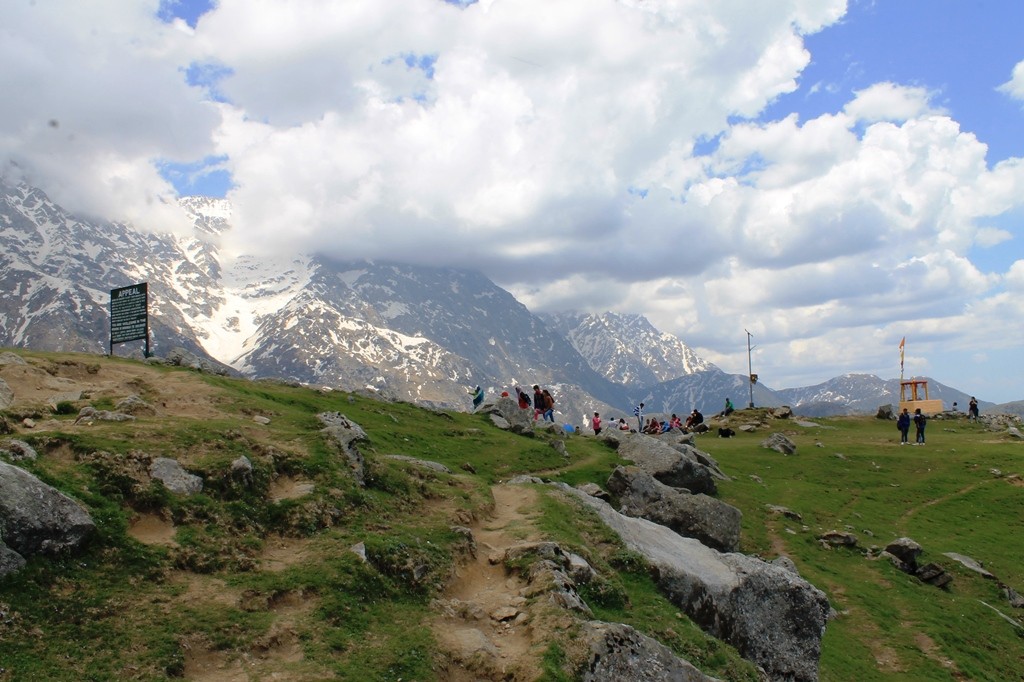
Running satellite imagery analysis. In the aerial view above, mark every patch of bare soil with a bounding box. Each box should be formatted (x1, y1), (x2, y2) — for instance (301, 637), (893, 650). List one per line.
(431, 484), (553, 681)
(912, 630), (967, 679)
(174, 573), (323, 681)
(269, 476), (316, 502)
(0, 353), (230, 428)
(259, 536), (314, 572)
(128, 512), (178, 546)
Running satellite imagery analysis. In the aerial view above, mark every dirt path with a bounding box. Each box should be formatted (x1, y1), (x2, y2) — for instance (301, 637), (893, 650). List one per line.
(431, 484), (547, 681)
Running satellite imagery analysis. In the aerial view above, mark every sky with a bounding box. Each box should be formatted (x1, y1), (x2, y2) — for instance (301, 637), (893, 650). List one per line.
(2, 0), (1024, 402)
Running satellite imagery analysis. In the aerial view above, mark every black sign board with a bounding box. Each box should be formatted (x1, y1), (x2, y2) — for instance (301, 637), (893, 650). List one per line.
(110, 282), (149, 355)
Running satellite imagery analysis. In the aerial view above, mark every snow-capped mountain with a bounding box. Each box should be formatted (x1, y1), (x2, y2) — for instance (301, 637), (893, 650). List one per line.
(3, 180), (1007, 418)
(542, 312), (715, 387)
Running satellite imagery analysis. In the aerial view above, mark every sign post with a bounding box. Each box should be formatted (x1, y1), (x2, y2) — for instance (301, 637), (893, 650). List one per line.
(110, 283), (149, 357)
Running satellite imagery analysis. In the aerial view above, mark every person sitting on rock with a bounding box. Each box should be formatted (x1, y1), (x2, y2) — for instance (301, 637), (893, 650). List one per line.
(684, 409), (704, 430)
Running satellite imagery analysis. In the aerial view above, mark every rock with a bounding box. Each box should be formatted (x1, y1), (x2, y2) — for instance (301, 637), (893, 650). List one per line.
(317, 412), (367, 485)
(606, 466), (742, 552)
(383, 454), (452, 473)
(613, 433), (717, 495)
(114, 394), (155, 416)
(915, 562), (952, 588)
(876, 405), (895, 420)
(943, 552), (996, 580)
(1004, 586), (1024, 608)
(551, 440), (569, 458)
(771, 406), (793, 419)
(0, 539), (27, 578)
(0, 460), (96, 557)
(565, 486), (830, 682)
(349, 541), (367, 562)
(163, 347), (231, 375)
(738, 424), (757, 432)
(884, 537), (922, 571)
(819, 531), (858, 548)
(252, 415), (271, 425)
(149, 457), (203, 495)
(772, 556), (800, 576)
(481, 396), (534, 434)
(761, 433), (796, 455)
(74, 406), (135, 424)
(1008, 426), (1023, 440)
(579, 621), (722, 682)
(575, 482), (611, 501)
(765, 504), (803, 521)
(0, 352), (27, 366)
(0, 378), (13, 410)
(0, 439), (38, 462)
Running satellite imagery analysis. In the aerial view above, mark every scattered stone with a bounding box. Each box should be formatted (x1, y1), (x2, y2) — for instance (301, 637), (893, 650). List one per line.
(749, 474), (763, 484)
(765, 504), (803, 521)
(149, 457), (203, 495)
(762, 432), (796, 455)
(876, 404), (895, 420)
(21, 418), (35, 429)
(490, 606), (519, 622)
(73, 406), (135, 424)
(349, 541), (367, 562)
(883, 537), (922, 571)
(943, 552), (996, 580)
(317, 412), (367, 486)
(383, 454), (451, 473)
(0, 439), (38, 462)
(550, 440), (568, 458)
(460, 462), (477, 474)
(114, 395), (155, 416)
(1004, 586), (1024, 608)
(915, 562), (952, 588)
(771, 406), (793, 419)
(252, 415), (271, 425)
(0, 540), (27, 578)
(819, 531), (858, 548)
(579, 621), (722, 682)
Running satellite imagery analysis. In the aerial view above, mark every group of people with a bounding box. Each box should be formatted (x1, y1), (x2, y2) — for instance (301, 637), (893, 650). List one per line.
(511, 385), (556, 422)
(897, 407), (928, 445)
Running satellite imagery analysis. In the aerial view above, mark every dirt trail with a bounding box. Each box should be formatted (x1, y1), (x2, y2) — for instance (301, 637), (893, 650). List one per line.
(432, 484), (549, 681)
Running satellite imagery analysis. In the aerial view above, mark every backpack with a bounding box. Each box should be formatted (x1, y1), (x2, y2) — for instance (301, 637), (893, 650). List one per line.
(522, 393), (531, 407)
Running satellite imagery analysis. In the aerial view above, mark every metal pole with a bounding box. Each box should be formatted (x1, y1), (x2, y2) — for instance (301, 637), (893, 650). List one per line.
(746, 329), (754, 408)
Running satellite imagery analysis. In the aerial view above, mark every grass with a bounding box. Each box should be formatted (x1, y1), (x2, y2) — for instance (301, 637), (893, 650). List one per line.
(1, 350), (1022, 681)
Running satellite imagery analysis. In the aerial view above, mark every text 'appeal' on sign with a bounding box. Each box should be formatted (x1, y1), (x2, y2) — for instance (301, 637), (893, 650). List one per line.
(110, 283), (149, 353)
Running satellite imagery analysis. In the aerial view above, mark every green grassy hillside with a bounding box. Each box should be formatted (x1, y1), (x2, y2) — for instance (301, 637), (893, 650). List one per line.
(0, 351), (1021, 681)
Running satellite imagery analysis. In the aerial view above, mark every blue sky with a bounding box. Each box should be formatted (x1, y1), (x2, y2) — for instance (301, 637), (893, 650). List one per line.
(3, 0), (1024, 401)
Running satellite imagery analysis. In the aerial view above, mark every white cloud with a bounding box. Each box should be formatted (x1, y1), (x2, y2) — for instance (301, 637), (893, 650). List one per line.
(998, 59), (1024, 101)
(3, 0), (1024, 400)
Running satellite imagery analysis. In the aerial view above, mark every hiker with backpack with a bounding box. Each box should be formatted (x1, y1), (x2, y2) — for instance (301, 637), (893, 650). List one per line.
(913, 408), (927, 445)
(515, 386), (531, 410)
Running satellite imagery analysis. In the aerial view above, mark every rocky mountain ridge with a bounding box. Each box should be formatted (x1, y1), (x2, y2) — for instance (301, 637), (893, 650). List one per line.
(1, 180), (1016, 419)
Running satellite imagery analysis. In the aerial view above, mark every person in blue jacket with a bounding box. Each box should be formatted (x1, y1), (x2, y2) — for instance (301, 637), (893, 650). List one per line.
(470, 385), (484, 410)
(897, 408), (911, 445)
(913, 408), (927, 445)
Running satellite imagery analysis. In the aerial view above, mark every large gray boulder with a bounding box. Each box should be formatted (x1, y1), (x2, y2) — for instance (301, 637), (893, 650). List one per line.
(607, 466), (741, 552)
(761, 433), (797, 455)
(149, 457), (203, 495)
(611, 433), (717, 495)
(482, 396), (534, 434)
(580, 621), (722, 682)
(317, 412), (368, 485)
(564, 485), (830, 682)
(0, 461), (96, 557)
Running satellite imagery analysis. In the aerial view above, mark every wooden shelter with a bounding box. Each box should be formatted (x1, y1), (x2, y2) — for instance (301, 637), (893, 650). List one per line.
(899, 379), (943, 416)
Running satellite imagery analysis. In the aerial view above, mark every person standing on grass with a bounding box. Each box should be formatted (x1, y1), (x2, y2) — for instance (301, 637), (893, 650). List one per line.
(969, 397), (979, 421)
(542, 389), (556, 422)
(913, 408), (927, 445)
(592, 412), (602, 435)
(532, 385), (545, 420)
(897, 408), (911, 445)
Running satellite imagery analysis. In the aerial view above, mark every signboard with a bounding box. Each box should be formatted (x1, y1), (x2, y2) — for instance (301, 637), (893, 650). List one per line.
(110, 282), (149, 355)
